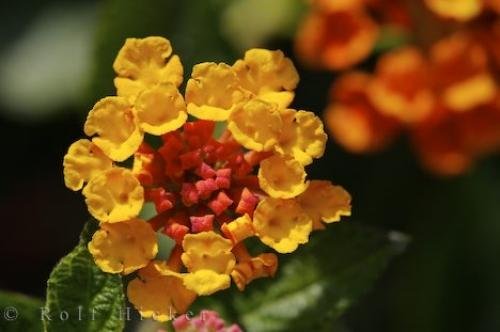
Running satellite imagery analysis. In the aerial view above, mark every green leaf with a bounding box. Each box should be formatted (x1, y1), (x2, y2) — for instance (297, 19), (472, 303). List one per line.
(78, 218), (100, 245)
(44, 220), (125, 332)
(0, 291), (43, 332)
(196, 222), (407, 332)
(373, 26), (410, 54)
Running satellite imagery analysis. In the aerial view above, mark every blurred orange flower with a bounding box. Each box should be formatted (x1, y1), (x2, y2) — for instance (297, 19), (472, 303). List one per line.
(295, 0), (411, 70)
(299, 0), (500, 175)
(325, 72), (400, 153)
(325, 31), (500, 175)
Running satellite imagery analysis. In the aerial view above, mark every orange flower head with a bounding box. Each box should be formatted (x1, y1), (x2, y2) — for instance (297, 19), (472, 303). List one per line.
(325, 72), (401, 153)
(317, 0), (500, 176)
(368, 47), (434, 124)
(295, 8), (379, 70)
(431, 33), (496, 113)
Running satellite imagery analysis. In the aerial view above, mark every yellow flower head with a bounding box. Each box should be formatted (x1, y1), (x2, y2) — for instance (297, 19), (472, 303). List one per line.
(64, 36), (351, 319)
(88, 218), (158, 274)
(297, 181), (352, 229)
(127, 262), (196, 322)
(233, 49), (299, 108)
(82, 168), (144, 223)
(63, 139), (112, 191)
(180, 232), (236, 295)
(113, 36), (183, 101)
(228, 99), (283, 152)
(258, 154), (308, 199)
(185, 62), (250, 121)
(84, 96), (143, 162)
(276, 109), (327, 165)
(253, 197), (313, 253)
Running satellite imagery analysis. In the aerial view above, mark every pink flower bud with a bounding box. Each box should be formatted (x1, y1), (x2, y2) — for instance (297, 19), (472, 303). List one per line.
(190, 215), (215, 233)
(208, 192), (234, 215)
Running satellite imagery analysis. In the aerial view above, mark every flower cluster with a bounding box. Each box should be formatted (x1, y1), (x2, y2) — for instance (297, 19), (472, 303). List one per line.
(296, 0), (500, 175)
(63, 37), (351, 321)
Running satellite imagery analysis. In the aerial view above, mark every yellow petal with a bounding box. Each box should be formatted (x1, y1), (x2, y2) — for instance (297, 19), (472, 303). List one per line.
(221, 214), (255, 244)
(228, 99), (283, 152)
(113, 37), (183, 101)
(182, 231), (233, 255)
(442, 73), (497, 112)
(182, 250), (236, 275)
(231, 253), (278, 291)
(424, 0), (483, 21)
(233, 49), (299, 107)
(258, 155), (308, 199)
(277, 110), (327, 165)
(253, 197), (312, 253)
(297, 180), (351, 229)
(155, 262), (230, 295)
(84, 96), (143, 162)
(63, 139), (112, 191)
(182, 270), (231, 296)
(82, 168), (144, 223)
(134, 83), (187, 135)
(181, 232), (235, 274)
(88, 219), (158, 274)
(185, 62), (249, 121)
(258, 91), (295, 109)
(127, 263), (196, 322)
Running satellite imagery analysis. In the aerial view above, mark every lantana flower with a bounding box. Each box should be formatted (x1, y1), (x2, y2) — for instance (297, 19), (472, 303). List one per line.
(296, 0), (500, 176)
(63, 36), (351, 321)
(295, 0), (411, 70)
(325, 29), (500, 175)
